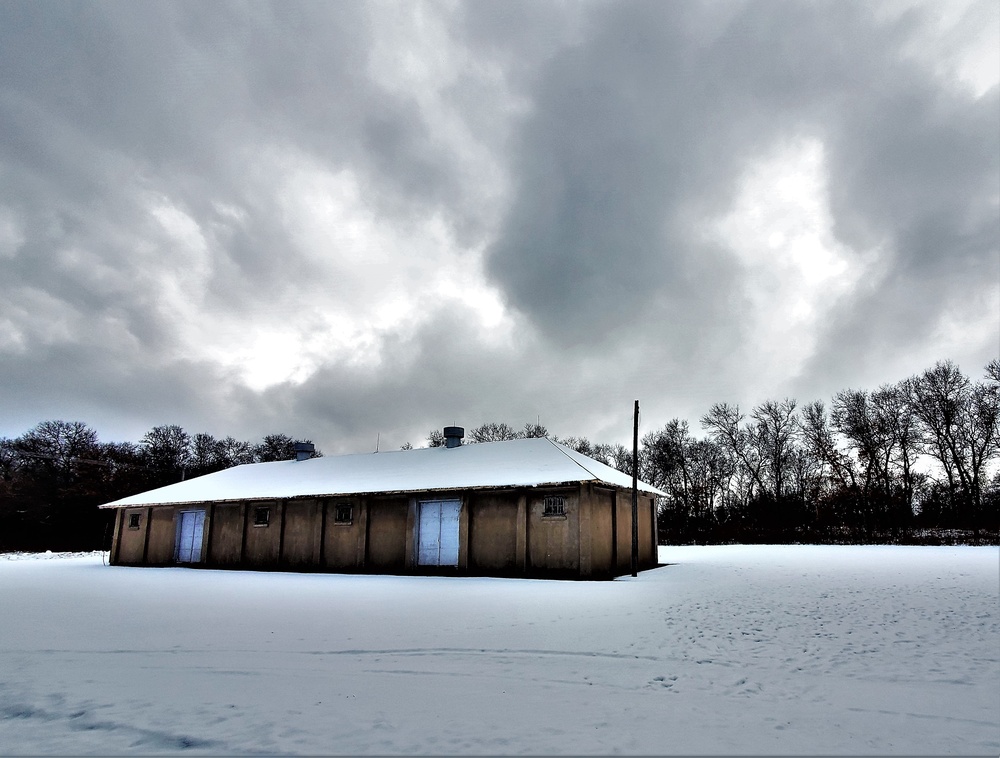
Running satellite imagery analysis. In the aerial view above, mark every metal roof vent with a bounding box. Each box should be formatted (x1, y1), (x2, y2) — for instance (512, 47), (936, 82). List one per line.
(293, 442), (315, 461)
(443, 426), (464, 448)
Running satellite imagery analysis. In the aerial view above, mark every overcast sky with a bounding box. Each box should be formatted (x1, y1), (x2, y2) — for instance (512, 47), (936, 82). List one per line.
(1, 0), (997, 454)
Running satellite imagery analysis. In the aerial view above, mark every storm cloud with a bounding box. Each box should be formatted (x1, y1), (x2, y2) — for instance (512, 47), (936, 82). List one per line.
(0, 0), (996, 452)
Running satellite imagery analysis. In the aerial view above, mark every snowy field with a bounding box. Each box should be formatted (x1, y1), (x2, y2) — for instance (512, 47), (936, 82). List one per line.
(0, 546), (997, 756)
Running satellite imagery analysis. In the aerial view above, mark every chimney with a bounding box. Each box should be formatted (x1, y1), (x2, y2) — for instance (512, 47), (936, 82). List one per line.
(443, 426), (464, 448)
(293, 442), (315, 461)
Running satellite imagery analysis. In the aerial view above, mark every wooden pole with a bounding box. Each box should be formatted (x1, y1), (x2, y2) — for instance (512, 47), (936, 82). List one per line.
(631, 399), (639, 577)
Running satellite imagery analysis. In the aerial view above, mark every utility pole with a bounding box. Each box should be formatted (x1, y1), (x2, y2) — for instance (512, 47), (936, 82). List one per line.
(631, 399), (639, 578)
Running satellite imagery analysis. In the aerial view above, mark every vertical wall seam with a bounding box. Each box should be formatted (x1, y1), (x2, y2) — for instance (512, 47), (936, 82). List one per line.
(204, 503), (215, 565)
(277, 501), (287, 567)
(111, 508), (124, 565)
(239, 501), (248, 566)
(140, 506), (153, 564)
(319, 499), (327, 568)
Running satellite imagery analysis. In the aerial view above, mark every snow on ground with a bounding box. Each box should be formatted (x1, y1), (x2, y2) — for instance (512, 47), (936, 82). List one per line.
(0, 546), (996, 756)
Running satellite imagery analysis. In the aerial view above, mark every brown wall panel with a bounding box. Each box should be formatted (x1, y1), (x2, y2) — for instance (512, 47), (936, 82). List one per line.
(324, 498), (365, 569)
(367, 498), (408, 571)
(282, 500), (322, 568)
(108, 484), (653, 577)
(469, 493), (519, 572)
(527, 489), (579, 573)
(210, 504), (244, 565)
(145, 506), (177, 564)
(588, 489), (615, 576)
(116, 508), (147, 564)
(615, 496), (632, 574)
(243, 500), (281, 567)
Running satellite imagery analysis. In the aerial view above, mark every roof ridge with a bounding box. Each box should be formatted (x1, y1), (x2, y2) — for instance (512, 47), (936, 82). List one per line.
(543, 437), (601, 482)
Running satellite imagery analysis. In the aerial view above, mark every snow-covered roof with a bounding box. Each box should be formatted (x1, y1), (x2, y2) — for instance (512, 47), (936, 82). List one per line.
(101, 437), (665, 508)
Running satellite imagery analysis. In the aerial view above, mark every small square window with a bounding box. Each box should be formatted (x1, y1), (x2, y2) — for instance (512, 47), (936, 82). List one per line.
(543, 496), (566, 517)
(127, 513), (141, 530)
(334, 503), (353, 524)
(253, 507), (270, 527)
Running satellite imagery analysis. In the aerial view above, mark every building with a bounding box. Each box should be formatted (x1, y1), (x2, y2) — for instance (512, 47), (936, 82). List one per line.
(101, 429), (664, 579)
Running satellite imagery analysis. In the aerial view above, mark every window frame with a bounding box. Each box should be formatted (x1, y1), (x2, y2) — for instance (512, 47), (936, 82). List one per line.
(333, 501), (354, 525)
(127, 512), (142, 530)
(253, 506), (271, 528)
(542, 495), (567, 518)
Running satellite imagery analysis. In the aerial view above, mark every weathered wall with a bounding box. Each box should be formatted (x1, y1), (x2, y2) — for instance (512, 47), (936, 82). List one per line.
(614, 495), (632, 575)
(243, 500), (281, 567)
(282, 500), (322, 568)
(108, 484), (658, 577)
(323, 498), (366, 570)
(146, 506), (178, 564)
(209, 503), (244, 565)
(468, 492), (519, 573)
(527, 489), (579, 574)
(115, 507), (147, 564)
(584, 487), (615, 577)
(366, 498), (408, 571)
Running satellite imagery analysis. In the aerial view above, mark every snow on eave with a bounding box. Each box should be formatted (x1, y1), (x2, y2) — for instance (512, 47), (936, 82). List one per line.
(99, 479), (627, 509)
(99, 437), (666, 509)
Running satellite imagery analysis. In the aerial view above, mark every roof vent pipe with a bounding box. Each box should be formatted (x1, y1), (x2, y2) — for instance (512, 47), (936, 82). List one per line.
(443, 426), (464, 448)
(293, 442), (315, 461)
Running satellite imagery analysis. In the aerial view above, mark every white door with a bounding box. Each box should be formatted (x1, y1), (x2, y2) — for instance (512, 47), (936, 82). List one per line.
(176, 510), (206, 563)
(418, 500), (460, 566)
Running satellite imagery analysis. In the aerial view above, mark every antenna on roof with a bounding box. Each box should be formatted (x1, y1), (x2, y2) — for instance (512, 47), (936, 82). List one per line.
(375, 432), (380, 453)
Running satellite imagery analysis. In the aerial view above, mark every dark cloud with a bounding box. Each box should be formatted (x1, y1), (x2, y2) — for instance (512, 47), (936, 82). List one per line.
(0, 1), (995, 451)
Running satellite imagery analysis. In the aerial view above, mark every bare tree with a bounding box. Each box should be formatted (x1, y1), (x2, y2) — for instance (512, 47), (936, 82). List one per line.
(141, 424), (192, 484)
(522, 421), (549, 438)
(701, 403), (766, 503)
(751, 399), (799, 499)
(908, 360), (1000, 534)
(644, 420), (732, 540)
(255, 434), (320, 462)
(799, 400), (856, 491)
(468, 422), (521, 443)
(831, 383), (920, 536)
(219, 436), (256, 467)
(189, 433), (224, 477)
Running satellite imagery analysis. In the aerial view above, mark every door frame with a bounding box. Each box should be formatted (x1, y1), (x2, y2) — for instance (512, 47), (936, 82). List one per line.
(174, 508), (207, 564)
(416, 499), (462, 567)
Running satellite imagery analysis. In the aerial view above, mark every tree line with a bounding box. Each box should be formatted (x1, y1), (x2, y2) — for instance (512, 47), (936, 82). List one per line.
(1, 358), (996, 552)
(0, 425), (319, 552)
(422, 359), (999, 544)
